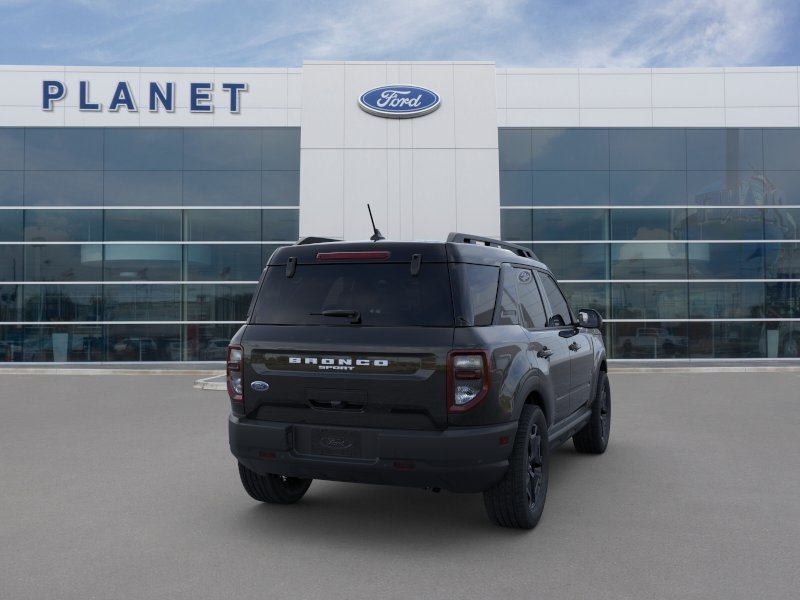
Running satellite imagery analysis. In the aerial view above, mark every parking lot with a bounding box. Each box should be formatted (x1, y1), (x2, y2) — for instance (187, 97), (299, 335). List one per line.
(1, 370), (799, 600)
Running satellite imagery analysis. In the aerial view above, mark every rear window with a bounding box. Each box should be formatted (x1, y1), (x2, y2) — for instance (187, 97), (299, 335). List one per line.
(251, 263), (454, 326)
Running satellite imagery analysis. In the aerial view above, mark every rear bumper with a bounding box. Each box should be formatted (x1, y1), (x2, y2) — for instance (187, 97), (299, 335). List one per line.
(229, 415), (517, 493)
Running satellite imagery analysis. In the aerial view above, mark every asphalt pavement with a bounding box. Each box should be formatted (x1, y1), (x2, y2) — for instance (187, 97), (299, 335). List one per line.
(1, 371), (799, 600)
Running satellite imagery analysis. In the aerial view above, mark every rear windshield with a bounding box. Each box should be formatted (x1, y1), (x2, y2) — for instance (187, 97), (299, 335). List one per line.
(251, 263), (454, 326)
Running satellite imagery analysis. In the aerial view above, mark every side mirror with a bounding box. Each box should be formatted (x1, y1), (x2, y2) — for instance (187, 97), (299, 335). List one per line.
(578, 308), (603, 329)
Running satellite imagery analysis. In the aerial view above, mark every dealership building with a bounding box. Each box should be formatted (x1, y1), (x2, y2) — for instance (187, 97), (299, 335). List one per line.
(1, 61), (799, 362)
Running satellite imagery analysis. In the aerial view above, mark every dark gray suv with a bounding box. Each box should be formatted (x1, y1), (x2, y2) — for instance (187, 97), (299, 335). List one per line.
(227, 233), (610, 529)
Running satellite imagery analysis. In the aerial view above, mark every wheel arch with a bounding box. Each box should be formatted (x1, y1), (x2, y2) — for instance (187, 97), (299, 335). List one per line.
(514, 376), (555, 428)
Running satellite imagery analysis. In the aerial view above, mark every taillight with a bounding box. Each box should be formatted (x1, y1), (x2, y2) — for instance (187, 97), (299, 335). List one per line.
(227, 345), (244, 413)
(447, 350), (491, 413)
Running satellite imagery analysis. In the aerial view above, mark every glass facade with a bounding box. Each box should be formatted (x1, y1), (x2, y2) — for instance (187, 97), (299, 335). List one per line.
(0, 127), (299, 362)
(3, 123), (799, 362)
(500, 128), (800, 359)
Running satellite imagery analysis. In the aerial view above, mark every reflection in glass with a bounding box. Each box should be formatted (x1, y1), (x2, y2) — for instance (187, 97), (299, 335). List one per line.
(0, 171), (23, 205)
(104, 128), (182, 170)
(766, 282), (800, 318)
(24, 210), (102, 242)
(532, 243), (608, 280)
(688, 170), (779, 206)
(688, 243), (764, 279)
(103, 285), (181, 321)
(25, 172), (103, 206)
(262, 209), (299, 241)
(262, 171), (300, 206)
(0, 210), (22, 241)
(22, 324), (104, 362)
(612, 282), (687, 320)
(104, 171), (182, 206)
(2, 126), (302, 362)
(533, 209), (608, 241)
(184, 323), (242, 361)
(25, 129), (103, 170)
(183, 171), (260, 206)
(500, 209), (533, 241)
(0, 285), (20, 322)
(185, 284), (255, 321)
(25, 244), (102, 281)
(764, 208), (799, 240)
(764, 129), (800, 170)
(612, 321), (689, 359)
(532, 129), (609, 170)
(499, 171), (532, 206)
(102, 245), (181, 281)
(22, 285), (101, 322)
(687, 207), (764, 240)
(185, 244), (263, 281)
(498, 129), (531, 170)
(105, 210), (181, 241)
(686, 129), (763, 171)
(611, 208), (687, 240)
(560, 282), (609, 319)
(610, 129), (685, 170)
(611, 242), (687, 279)
(106, 324), (181, 362)
(0, 246), (23, 281)
(263, 128), (301, 170)
(763, 171), (800, 204)
(688, 321), (766, 358)
(766, 243), (800, 278)
(0, 129), (24, 169)
(183, 129), (261, 170)
(689, 282), (764, 319)
(533, 171), (609, 206)
(185, 209), (260, 241)
(611, 171), (686, 206)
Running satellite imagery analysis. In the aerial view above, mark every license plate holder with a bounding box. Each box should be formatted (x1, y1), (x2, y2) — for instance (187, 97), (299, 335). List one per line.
(310, 428), (362, 458)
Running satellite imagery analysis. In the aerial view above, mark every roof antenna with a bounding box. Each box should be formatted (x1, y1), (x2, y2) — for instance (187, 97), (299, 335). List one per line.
(367, 204), (385, 241)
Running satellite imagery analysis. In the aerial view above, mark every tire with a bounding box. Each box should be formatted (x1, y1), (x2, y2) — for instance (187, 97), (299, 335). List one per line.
(483, 405), (549, 530)
(573, 371), (611, 454)
(238, 463), (312, 504)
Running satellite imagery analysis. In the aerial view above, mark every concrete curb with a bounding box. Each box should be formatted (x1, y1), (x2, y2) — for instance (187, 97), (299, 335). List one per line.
(194, 375), (227, 390)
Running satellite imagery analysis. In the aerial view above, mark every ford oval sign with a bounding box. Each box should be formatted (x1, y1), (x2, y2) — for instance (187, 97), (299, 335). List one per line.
(358, 85), (440, 118)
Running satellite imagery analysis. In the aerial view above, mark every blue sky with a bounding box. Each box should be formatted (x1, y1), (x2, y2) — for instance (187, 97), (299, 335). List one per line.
(1, 0), (798, 68)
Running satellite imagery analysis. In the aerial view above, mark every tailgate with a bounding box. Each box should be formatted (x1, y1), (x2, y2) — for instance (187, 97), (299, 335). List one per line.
(241, 325), (453, 430)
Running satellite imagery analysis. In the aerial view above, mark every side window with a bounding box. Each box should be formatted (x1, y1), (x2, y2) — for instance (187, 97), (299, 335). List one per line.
(514, 268), (547, 329)
(496, 268), (519, 326)
(452, 264), (499, 326)
(540, 273), (572, 327)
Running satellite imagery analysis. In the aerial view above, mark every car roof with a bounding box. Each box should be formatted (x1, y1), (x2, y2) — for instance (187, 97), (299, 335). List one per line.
(268, 239), (549, 271)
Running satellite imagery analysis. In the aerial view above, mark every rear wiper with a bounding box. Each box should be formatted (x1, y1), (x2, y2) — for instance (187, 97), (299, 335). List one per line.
(310, 309), (362, 324)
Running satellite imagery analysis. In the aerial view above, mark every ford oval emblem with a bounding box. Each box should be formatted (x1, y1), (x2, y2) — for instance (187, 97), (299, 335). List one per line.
(358, 85), (440, 119)
(319, 436), (353, 450)
(250, 381), (270, 392)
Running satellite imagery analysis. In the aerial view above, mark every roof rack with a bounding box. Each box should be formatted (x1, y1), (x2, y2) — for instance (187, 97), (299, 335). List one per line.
(447, 232), (538, 260)
(296, 236), (339, 245)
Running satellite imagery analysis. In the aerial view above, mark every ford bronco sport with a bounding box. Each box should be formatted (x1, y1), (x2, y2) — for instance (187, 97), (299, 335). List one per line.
(227, 233), (610, 529)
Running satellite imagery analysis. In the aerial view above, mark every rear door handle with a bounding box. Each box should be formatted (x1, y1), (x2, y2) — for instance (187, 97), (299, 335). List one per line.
(537, 346), (553, 359)
(569, 342), (581, 351)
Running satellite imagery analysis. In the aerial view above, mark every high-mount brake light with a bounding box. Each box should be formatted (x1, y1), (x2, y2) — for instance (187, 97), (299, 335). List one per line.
(227, 345), (244, 413)
(316, 251), (391, 261)
(447, 350), (491, 413)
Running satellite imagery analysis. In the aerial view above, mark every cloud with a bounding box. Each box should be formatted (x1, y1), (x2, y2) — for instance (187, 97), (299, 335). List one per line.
(505, 0), (790, 67)
(0, 0), (795, 67)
